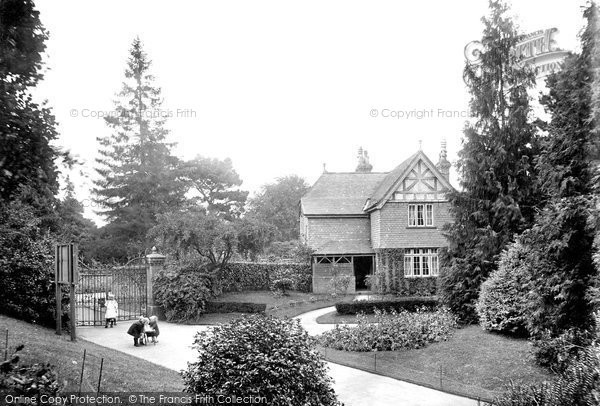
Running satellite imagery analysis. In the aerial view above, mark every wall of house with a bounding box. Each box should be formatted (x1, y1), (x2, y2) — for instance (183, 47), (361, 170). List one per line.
(306, 217), (371, 248)
(312, 262), (355, 294)
(370, 211), (381, 249)
(376, 201), (452, 248)
(299, 214), (308, 243)
(375, 250), (438, 296)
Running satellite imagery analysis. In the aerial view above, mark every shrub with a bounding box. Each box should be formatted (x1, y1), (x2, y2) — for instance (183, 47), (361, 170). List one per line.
(476, 241), (530, 336)
(153, 260), (221, 322)
(491, 345), (600, 406)
(204, 302), (266, 313)
(0, 345), (61, 396)
(335, 297), (438, 315)
(270, 268), (296, 296)
(182, 315), (341, 406)
(0, 201), (69, 327)
(318, 307), (457, 352)
(531, 328), (596, 373)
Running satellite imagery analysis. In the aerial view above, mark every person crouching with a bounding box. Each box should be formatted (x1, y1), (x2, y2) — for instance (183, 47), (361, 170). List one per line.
(127, 317), (146, 346)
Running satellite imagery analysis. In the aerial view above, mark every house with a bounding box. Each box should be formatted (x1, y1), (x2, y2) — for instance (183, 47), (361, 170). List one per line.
(299, 142), (454, 295)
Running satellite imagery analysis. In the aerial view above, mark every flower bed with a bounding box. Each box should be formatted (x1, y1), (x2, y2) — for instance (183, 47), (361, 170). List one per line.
(318, 307), (457, 352)
(335, 296), (438, 315)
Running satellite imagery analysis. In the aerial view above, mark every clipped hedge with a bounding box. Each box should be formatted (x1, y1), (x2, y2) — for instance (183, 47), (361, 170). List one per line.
(335, 297), (438, 315)
(205, 302), (266, 314)
(220, 262), (312, 293)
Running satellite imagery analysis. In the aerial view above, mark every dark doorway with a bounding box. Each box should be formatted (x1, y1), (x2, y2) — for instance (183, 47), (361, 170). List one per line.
(354, 256), (373, 291)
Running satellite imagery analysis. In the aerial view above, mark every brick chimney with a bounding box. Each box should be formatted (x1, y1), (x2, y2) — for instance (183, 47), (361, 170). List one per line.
(436, 139), (451, 181)
(355, 147), (373, 172)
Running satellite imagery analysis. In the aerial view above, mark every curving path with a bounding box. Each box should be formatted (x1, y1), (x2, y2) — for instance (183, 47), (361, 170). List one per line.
(78, 307), (477, 406)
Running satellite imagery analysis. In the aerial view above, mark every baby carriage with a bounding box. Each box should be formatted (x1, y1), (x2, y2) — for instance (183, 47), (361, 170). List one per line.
(141, 318), (158, 345)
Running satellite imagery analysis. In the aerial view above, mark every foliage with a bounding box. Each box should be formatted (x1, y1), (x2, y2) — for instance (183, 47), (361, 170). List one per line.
(476, 240), (530, 336)
(440, 0), (540, 324)
(531, 328), (596, 374)
(263, 240), (314, 264)
(335, 297), (438, 315)
(236, 217), (276, 261)
(178, 156), (248, 219)
(149, 208), (237, 268)
(520, 197), (597, 340)
(205, 301), (266, 313)
(152, 260), (221, 322)
(0, 199), (69, 327)
(0, 344), (61, 397)
(327, 264), (352, 296)
(318, 307), (457, 352)
(270, 268), (295, 296)
(0, 0), (61, 206)
(491, 345), (600, 406)
(246, 175), (310, 242)
(182, 315), (341, 406)
(220, 262), (312, 293)
(93, 37), (185, 258)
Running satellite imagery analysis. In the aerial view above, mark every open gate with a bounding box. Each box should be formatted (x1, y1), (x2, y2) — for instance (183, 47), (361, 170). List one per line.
(75, 257), (148, 326)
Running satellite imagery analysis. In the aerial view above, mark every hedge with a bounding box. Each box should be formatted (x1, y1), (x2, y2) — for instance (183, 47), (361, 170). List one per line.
(205, 302), (266, 314)
(335, 297), (438, 315)
(220, 262), (312, 293)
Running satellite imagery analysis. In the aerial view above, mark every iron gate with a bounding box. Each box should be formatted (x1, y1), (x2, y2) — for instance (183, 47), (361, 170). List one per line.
(75, 257), (148, 326)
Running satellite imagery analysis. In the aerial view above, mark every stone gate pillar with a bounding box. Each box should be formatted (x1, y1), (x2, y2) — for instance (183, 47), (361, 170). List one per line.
(146, 247), (166, 320)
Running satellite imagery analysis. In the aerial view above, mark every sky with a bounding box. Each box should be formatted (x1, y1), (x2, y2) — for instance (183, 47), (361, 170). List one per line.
(33, 0), (588, 225)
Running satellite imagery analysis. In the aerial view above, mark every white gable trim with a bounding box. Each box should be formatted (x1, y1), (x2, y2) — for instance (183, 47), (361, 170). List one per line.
(374, 151), (453, 210)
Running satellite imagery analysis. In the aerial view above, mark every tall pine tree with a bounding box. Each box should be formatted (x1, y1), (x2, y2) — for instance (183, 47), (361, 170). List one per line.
(94, 38), (185, 259)
(440, 0), (540, 323)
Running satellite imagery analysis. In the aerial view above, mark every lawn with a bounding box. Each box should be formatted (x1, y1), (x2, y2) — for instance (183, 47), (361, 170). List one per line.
(317, 310), (376, 324)
(0, 315), (183, 393)
(317, 324), (552, 402)
(193, 290), (354, 324)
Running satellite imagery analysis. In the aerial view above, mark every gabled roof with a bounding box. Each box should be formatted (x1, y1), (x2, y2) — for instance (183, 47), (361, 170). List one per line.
(300, 172), (387, 216)
(363, 151), (419, 211)
(301, 150), (455, 217)
(364, 150), (454, 211)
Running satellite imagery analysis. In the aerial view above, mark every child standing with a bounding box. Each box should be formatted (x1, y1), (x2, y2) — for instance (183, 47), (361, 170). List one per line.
(145, 315), (160, 344)
(104, 293), (118, 328)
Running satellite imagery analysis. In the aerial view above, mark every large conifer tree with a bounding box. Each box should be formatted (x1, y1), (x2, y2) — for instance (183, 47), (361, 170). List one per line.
(521, 2), (599, 339)
(94, 38), (185, 259)
(440, 0), (540, 323)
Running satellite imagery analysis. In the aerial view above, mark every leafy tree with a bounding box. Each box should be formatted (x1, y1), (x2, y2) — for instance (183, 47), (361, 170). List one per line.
(182, 315), (341, 406)
(93, 37), (185, 258)
(236, 217), (276, 260)
(440, 0), (540, 323)
(247, 175), (309, 242)
(0, 0), (61, 213)
(149, 208), (237, 269)
(179, 156), (248, 219)
(54, 177), (97, 256)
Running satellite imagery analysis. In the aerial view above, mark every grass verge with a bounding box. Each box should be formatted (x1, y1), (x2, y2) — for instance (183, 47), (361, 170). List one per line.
(0, 314), (183, 393)
(317, 324), (552, 401)
(191, 291), (353, 324)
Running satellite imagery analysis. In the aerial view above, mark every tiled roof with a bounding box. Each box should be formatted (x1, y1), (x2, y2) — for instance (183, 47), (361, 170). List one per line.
(300, 172), (387, 215)
(314, 239), (375, 255)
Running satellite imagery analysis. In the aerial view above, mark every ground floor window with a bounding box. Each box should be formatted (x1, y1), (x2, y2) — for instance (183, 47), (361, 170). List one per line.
(403, 248), (439, 277)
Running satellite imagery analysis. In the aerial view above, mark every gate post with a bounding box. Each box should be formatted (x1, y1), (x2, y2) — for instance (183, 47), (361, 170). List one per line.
(146, 247), (166, 320)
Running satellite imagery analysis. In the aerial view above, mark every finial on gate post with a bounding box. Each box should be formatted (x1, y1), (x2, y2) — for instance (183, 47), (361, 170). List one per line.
(151, 246), (157, 254)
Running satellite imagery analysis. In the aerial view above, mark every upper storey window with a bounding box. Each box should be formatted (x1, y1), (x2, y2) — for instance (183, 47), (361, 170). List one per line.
(408, 204), (433, 227)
